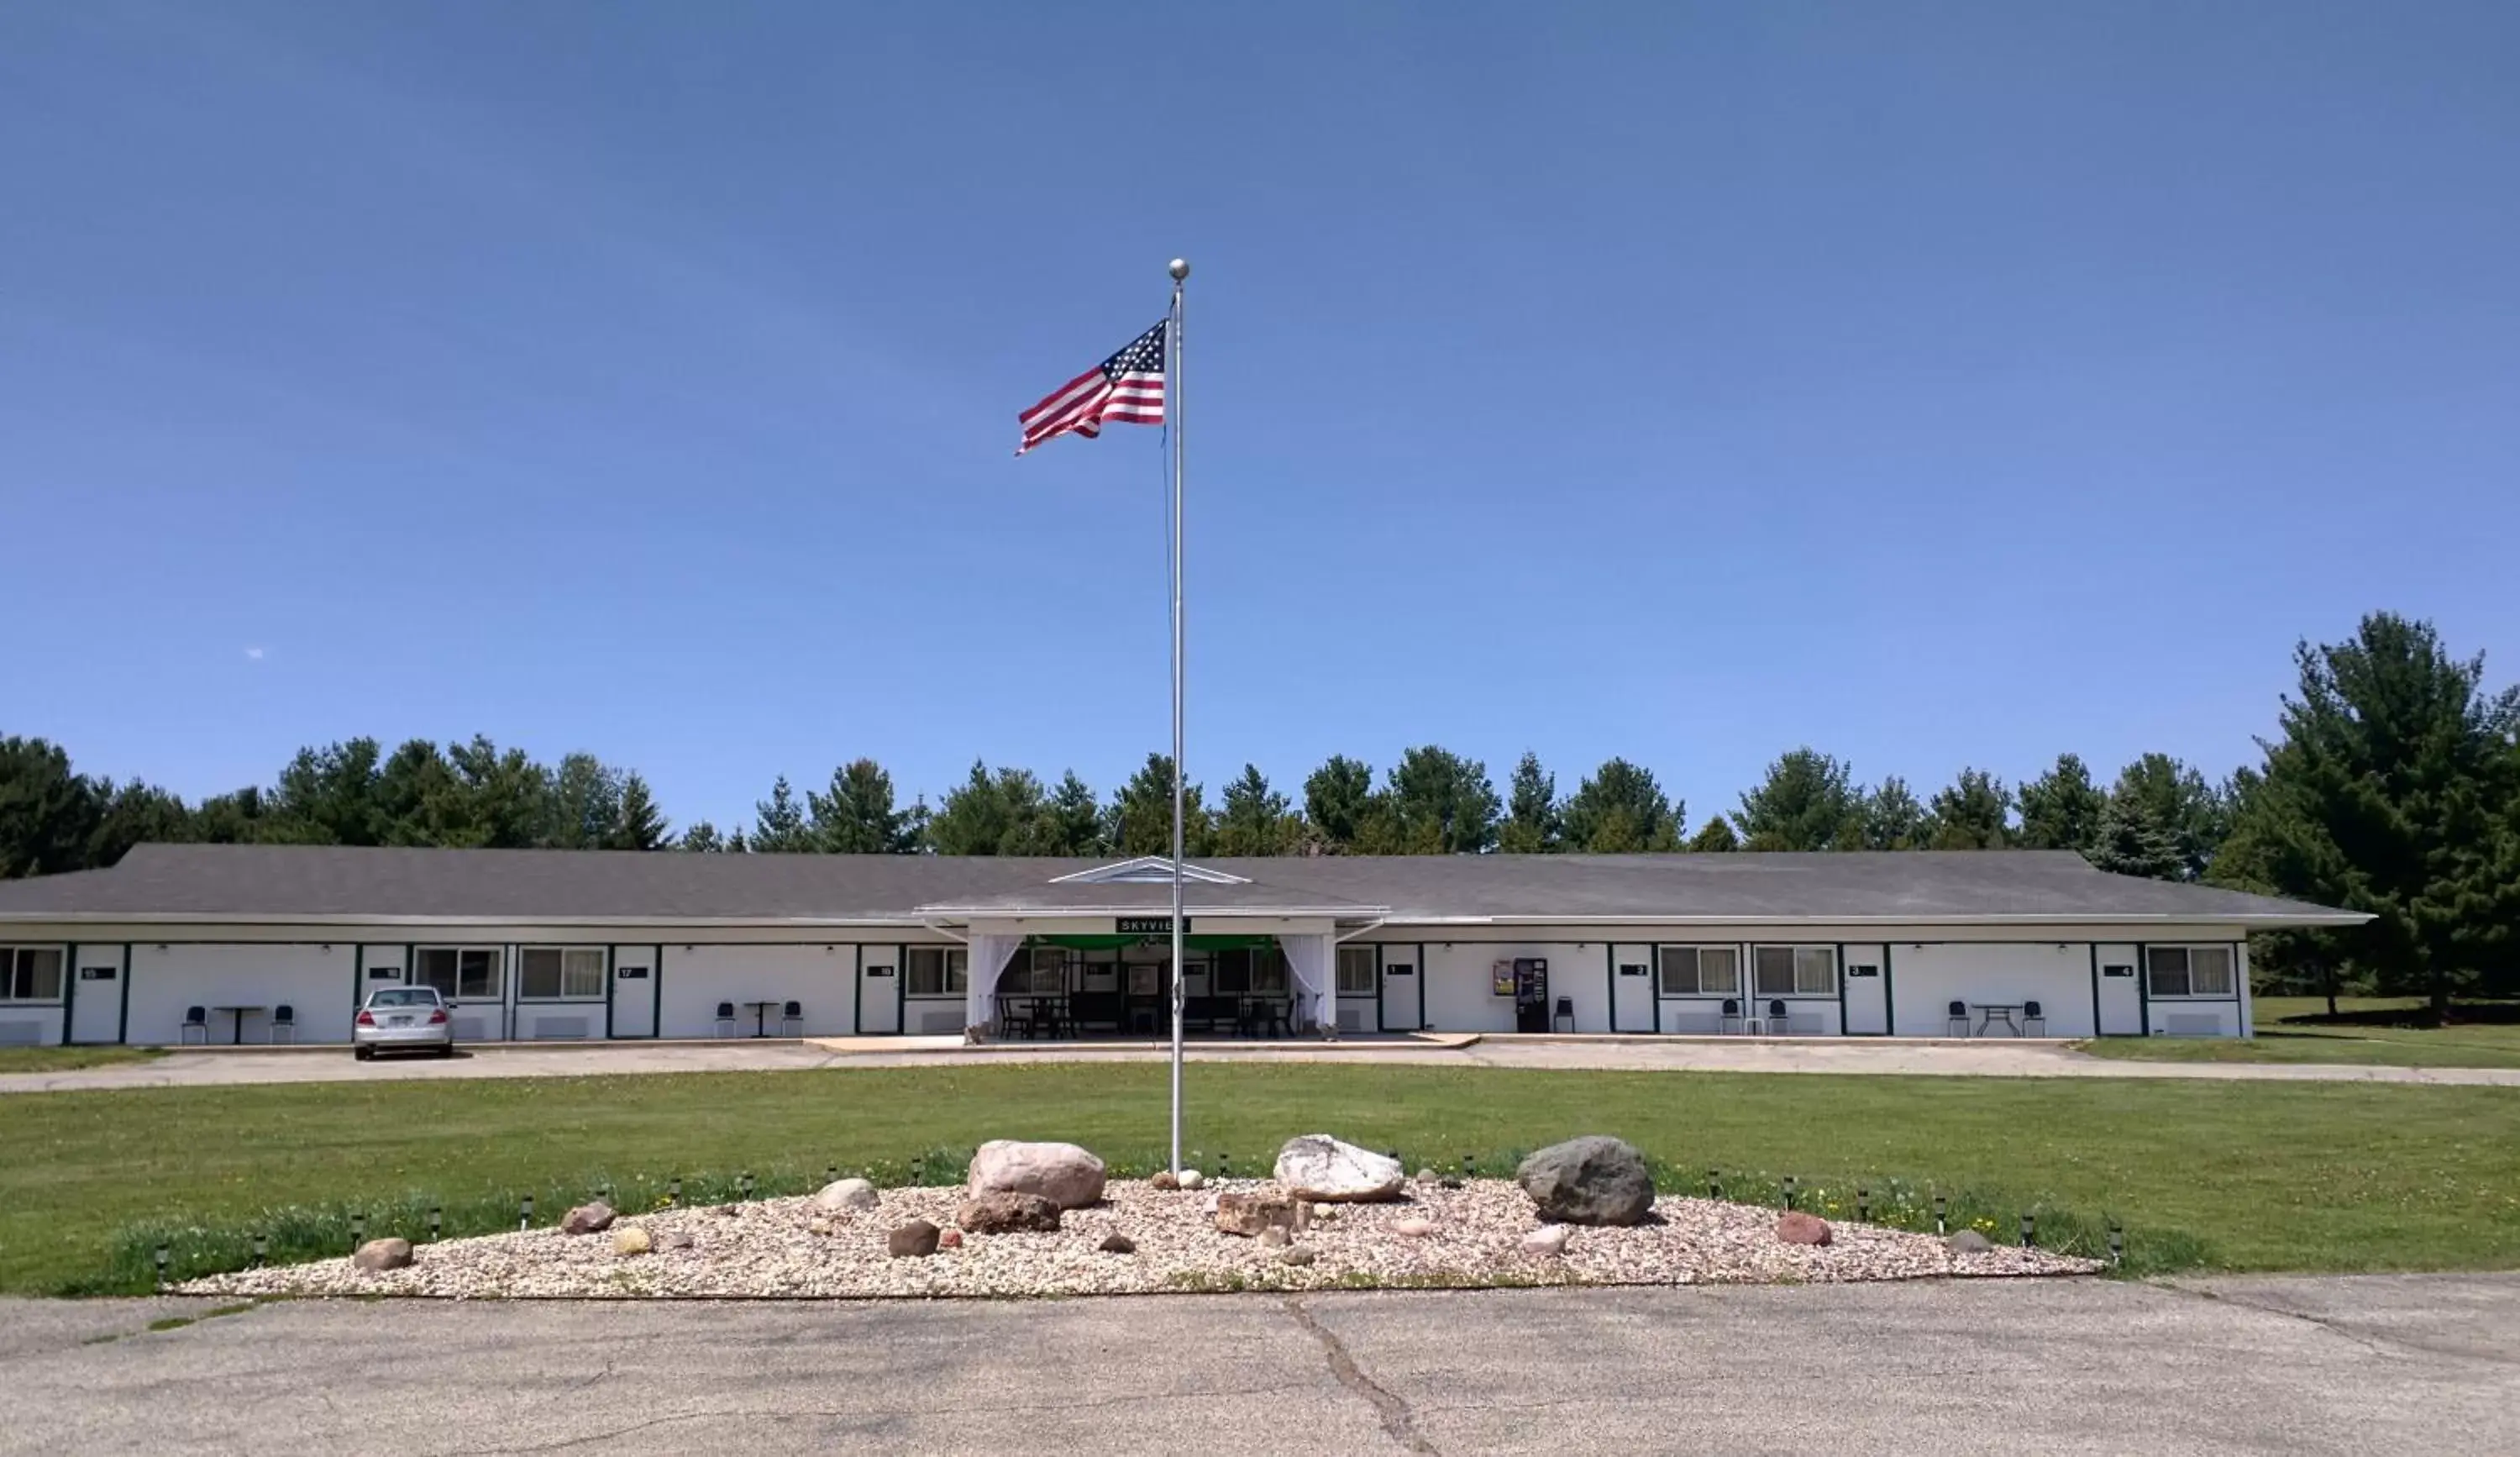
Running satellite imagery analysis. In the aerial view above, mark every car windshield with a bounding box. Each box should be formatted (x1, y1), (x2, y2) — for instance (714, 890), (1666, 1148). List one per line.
(368, 989), (441, 1008)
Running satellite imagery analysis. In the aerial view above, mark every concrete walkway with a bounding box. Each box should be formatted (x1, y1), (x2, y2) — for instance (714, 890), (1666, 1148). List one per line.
(7, 1275), (2514, 1454)
(8, 1033), (2520, 1094)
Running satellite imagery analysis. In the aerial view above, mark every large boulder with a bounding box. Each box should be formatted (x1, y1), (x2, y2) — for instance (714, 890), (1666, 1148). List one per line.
(1515, 1136), (1655, 1226)
(1777, 1212), (1833, 1246)
(353, 1238), (412, 1272)
(956, 1191), (1063, 1234)
(562, 1202), (617, 1235)
(888, 1219), (941, 1257)
(813, 1178), (880, 1213)
(1274, 1135), (1405, 1202)
(966, 1139), (1107, 1210)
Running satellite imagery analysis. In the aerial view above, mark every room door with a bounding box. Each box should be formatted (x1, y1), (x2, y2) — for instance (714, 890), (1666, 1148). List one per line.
(1841, 947), (1888, 1035)
(1379, 955), (1419, 1031)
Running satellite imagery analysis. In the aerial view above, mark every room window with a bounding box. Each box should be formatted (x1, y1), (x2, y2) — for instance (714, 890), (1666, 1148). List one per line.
(1212, 949), (1250, 995)
(1026, 946), (1068, 994)
(3, 947), (65, 1002)
(1657, 945), (1740, 997)
(1336, 946), (1378, 996)
(1253, 947), (1289, 995)
(2146, 945), (2234, 997)
(906, 947), (969, 997)
(1754, 945), (1837, 997)
(415, 947), (501, 1001)
(518, 948), (606, 1000)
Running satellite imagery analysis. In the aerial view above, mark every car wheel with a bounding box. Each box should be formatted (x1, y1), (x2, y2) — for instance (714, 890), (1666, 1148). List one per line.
(354, 1046), (374, 1061)
(436, 1044), (455, 1058)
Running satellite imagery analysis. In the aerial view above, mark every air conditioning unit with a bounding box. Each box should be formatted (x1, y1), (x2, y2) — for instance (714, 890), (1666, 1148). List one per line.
(450, 1016), (490, 1042)
(533, 1015), (591, 1040)
(2161, 1013), (2223, 1038)
(919, 1009), (963, 1034)
(1336, 1007), (1366, 1034)
(0, 1023), (43, 1047)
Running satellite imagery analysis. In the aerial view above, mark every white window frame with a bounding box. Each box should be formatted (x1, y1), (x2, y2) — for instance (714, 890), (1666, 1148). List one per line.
(905, 946), (970, 997)
(517, 946), (607, 1002)
(1027, 946), (1068, 995)
(2146, 944), (2235, 998)
(1753, 944), (1838, 998)
(414, 945), (502, 1002)
(1656, 945), (1741, 998)
(1336, 946), (1378, 997)
(2, 946), (66, 1003)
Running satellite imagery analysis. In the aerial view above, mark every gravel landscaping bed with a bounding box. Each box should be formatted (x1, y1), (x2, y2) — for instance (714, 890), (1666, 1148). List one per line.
(178, 1178), (2098, 1299)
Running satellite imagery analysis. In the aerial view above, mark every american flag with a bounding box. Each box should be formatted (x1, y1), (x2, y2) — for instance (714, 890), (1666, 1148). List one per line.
(1016, 319), (1167, 455)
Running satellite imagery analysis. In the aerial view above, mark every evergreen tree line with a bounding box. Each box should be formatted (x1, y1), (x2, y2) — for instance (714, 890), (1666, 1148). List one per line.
(4, 613), (2512, 1004)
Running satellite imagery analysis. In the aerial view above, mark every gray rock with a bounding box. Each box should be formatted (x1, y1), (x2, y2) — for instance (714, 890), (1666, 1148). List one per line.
(352, 1238), (412, 1272)
(1098, 1233), (1136, 1254)
(1273, 1134), (1405, 1202)
(1175, 1169), (1205, 1191)
(1515, 1136), (1655, 1226)
(1945, 1229), (1995, 1254)
(812, 1178), (879, 1212)
(1521, 1224), (1572, 1257)
(561, 1202), (616, 1236)
(955, 1191), (1062, 1234)
(888, 1219), (941, 1257)
(664, 1233), (696, 1251)
(1257, 1226), (1290, 1249)
(1278, 1244), (1318, 1267)
(966, 1139), (1107, 1210)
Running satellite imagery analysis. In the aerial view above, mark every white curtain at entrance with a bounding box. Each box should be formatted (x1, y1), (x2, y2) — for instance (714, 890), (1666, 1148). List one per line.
(966, 934), (1026, 1034)
(1277, 933), (1334, 1035)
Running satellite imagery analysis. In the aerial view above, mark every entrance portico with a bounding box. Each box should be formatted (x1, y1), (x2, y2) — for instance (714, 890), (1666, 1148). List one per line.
(942, 913), (1376, 1041)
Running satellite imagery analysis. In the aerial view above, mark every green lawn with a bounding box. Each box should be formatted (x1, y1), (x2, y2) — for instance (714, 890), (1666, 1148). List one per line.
(2, 1063), (2515, 1293)
(0, 1047), (163, 1074)
(2082, 997), (2520, 1068)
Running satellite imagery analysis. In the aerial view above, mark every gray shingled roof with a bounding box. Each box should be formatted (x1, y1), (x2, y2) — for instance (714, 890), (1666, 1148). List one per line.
(0, 843), (2364, 926)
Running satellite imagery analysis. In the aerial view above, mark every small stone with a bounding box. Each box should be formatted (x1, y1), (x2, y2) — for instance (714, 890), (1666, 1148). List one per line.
(1394, 1217), (1436, 1239)
(1438, 1176), (1464, 1191)
(956, 1191), (1062, 1234)
(1522, 1225), (1572, 1257)
(1176, 1169), (1205, 1191)
(939, 1228), (964, 1249)
(1777, 1211), (1833, 1246)
(561, 1202), (616, 1236)
(352, 1238), (412, 1272)
(711, 1204), (739, 1218)
(1312, 1203), (1336, 1221)
(1945, 1229), (1995, 1254)
(807, 1218), (833, 1236)
(1099, 1233), (1137, 1254)
(1414, 1168), (1440, 1185)
(1214, 1191), (1301, 1238)
(613, 1226), (653, 1257)
(1278, 1244), (1318, 1267)
(664, 1233), (695, 1251)
(888, 1219), (941, 1258)
(1149, 1170), (1179, 1191)
(812, 1178), (879, 1212)
(1258, 1226), (1290, 1249)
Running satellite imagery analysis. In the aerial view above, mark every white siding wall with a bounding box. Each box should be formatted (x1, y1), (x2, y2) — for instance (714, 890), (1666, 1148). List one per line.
(128, 944), (357, 1045)
(1890, 943), (2092, 1038)
(1415, 942), (1610, 1032)
(660, 944), (859, 1039)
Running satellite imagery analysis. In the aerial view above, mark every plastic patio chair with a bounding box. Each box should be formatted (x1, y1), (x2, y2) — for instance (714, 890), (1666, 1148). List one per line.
(1946, 1000), (1971, 1037)
(1767, 999), (1791, 1036)
(270, 1004), (296, 1044)
(1551, 996), (1576, 1033)
(1719, 998), (1742, 1035)
(714, 1002), (738, 1039)
(181, 1006), (208, 1046)
(780, 1000), (804, 1037)
(2022, 999), (2046, 1036)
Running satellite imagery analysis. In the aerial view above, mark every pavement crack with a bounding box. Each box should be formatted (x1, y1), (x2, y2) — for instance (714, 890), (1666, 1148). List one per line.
(1284, 1297), (1438, 1454)
(2154, 1283), (2477, 1365)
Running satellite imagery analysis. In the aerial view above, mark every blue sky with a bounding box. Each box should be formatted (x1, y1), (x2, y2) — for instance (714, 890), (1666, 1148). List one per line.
(4, 2), (2514, 834)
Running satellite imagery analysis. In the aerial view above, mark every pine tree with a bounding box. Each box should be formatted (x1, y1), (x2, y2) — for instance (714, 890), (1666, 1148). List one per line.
(1383, 746), (1500, 854)
(2016, 754), (2106, 854)
(610, 772), (671, 850)
(0, 737), (103, 878)
(748, 776), (815, 853)
(1561, 757), (1681, 852)
(1106, 754), (1214, 856)
(1687, 817), (1740, 852)
(1735, 749), (1862, 850)
(679, 819), (725, 853)
(1302, 755), (1378, 852)
(808, 759), (914, 853)
(1856, 776), (1928, 849)
(1496, 752), (1562, 854)
(1924, 768), (2013, 849)
(1215, 765), (1301, 855)
(2088, 790), (2183, 880)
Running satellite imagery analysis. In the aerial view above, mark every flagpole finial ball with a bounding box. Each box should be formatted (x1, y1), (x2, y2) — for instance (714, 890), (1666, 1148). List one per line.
(1168, 258), (1190, 281)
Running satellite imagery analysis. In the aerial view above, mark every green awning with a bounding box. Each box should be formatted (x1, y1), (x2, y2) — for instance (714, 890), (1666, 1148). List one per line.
(1034, 934), (1278, 950)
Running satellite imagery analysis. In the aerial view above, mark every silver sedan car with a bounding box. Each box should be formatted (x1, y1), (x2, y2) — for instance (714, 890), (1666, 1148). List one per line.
(353, 986), (456, 1059)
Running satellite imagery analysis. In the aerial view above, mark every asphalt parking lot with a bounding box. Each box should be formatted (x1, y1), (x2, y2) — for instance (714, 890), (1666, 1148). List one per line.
(5, 1274), (2513, 1454)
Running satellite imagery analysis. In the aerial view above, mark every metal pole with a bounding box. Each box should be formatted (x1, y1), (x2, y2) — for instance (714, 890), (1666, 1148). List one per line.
(1166, 257), (1189, 1176)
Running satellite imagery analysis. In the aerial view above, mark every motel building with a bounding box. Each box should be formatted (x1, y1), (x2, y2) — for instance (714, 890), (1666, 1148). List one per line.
(0, 844), (2365, 1050)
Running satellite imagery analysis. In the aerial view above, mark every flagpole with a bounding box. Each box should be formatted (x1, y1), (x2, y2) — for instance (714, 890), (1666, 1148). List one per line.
(1166, 257), (1189, 1178)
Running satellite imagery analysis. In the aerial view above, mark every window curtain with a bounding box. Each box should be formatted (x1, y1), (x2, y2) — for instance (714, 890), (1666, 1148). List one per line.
(964, 934), (1027, 1035)
(1276, 933), (1335, 1036)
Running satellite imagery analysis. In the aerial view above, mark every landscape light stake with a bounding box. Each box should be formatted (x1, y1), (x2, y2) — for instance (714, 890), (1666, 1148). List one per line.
(1856, 1187), (1871, 1223)
(349, 1212), (365, 1252)
(1708, 1170), (1722, 1201)
(429, 1205), (443, 1241)
(250, 1233), (267, 1268)
(519, 1193), (534, 1231)
(2108, 1223), (2125, 1268)
(667, 1177), (681, 1205)
(740, 1171), (755, 1201)
(911, 1158), (925, 1187)
(154, 1244), (170, 1287)
(1781, 1176), (1797, 1212)
(1217, 1152), (1230, 1180)
(1932, 1194), (1948, 1235)
(826, 1165), (838, 1186)
(2019, 1212), (2036, 1249)
(1462, 1153), (1477, 1179)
